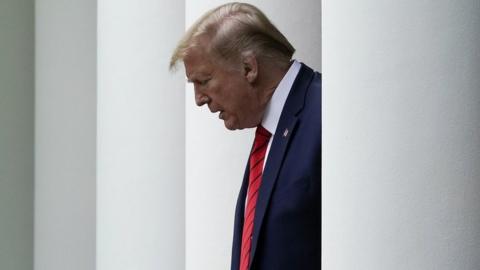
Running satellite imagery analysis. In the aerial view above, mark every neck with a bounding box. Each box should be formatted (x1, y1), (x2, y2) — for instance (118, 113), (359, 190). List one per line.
(259, 60), (292, 103)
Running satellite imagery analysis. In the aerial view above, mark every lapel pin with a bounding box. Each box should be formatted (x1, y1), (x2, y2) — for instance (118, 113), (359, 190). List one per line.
(283, 129), (289, 137)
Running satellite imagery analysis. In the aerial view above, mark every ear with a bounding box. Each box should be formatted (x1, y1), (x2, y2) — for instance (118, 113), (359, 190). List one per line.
(241, 52), (258, 83)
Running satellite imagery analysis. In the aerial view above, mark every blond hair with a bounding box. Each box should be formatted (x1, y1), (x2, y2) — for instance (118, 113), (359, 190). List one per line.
(169, 2), (295, 70)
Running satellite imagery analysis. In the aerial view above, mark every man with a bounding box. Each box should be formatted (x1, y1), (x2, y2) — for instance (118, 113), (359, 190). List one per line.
(170, 2), (321, 270)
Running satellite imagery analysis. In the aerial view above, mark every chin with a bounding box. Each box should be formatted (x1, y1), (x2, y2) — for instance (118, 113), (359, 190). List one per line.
(224, 118), (241, 130)
(224, 121), (237, 130)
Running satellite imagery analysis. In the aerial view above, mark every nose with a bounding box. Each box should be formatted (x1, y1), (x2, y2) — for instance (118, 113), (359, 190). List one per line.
(194, 88), (210, 106)
(195, 94), (210, 106)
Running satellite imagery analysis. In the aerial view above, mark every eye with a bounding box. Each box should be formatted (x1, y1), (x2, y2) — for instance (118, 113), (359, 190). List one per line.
(199, 79), (210, 86)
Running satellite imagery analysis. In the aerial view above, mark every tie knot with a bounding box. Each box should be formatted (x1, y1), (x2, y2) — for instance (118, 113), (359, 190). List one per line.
(255, 125), (271, 141)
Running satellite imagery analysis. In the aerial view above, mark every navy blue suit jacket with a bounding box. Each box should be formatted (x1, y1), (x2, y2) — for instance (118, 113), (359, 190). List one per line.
(231, 63), (322, 270)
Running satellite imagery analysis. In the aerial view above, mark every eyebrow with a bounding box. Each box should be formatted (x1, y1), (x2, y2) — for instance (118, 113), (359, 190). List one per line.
(186, 73), (210, 83)
(186, 74), (197, 83)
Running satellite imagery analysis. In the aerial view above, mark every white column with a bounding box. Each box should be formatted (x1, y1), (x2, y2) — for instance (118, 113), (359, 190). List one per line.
(323, 0), (480, 269)
(185, 1), (321, 269)
(35, 1), (97, 269)
(97, 1), (185, 270)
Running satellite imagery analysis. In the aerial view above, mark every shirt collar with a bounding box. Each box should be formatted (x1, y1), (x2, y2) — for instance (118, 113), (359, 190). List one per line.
(261, 60), (301, 135)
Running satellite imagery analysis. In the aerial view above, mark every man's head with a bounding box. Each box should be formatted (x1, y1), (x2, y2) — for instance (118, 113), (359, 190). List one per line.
(170, 2), (295, 130)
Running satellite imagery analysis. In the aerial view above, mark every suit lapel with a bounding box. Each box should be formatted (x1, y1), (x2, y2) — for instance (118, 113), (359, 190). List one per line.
(249, 63), (315, 266)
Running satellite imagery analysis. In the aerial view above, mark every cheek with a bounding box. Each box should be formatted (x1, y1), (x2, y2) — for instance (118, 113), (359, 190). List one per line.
(211, 78), (249, 112)
(211, 83), (233, 105)
(226, 92), (246, 116)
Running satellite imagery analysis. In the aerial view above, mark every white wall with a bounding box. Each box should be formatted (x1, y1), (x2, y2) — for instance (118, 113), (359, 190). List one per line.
(0, 0), (34, 269)
(97, 1), (185, 269)
(184, 1), (321, 269)
(35, 0), (97, 269)
(323, 0), (480, 269)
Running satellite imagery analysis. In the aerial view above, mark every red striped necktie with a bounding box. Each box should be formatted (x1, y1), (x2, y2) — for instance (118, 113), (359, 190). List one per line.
(240, 125), (272, 270)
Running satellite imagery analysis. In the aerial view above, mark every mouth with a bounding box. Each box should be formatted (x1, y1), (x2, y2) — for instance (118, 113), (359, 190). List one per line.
(218, 111), (225, 120)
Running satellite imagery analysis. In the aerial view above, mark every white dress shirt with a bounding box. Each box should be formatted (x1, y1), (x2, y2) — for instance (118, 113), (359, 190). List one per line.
(261, 59), (301, 170)
(244, 60), (301, 211)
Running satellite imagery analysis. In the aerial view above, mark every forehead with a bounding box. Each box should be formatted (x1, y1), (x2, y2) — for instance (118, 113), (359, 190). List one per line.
(184, 46), (215, 79)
